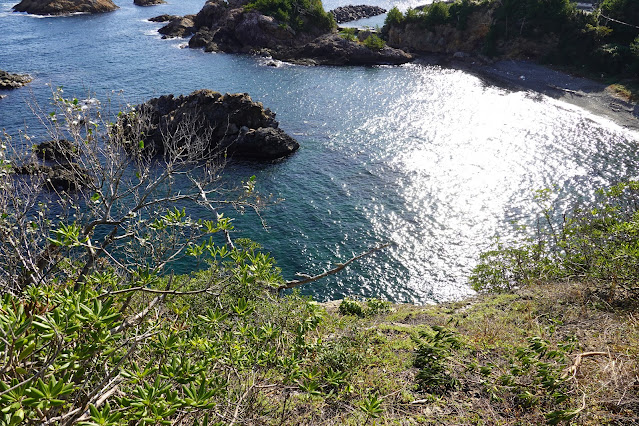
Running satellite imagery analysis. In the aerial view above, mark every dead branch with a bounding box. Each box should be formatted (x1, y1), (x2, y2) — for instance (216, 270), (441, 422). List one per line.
(277, 242), (393, 292)
(563, 351), (610, 379)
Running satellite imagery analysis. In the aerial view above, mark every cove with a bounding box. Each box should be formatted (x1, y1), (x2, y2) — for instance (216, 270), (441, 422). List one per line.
(1, 0), (638, 303)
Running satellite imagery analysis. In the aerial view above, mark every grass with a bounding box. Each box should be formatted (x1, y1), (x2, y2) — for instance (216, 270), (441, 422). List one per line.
(292, 282), (639, 424)
(607, 81), (639, 102)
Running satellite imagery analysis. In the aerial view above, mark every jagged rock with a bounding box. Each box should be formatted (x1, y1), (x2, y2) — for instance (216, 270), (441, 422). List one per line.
(130, 89), (299, 160)
(13, 163), (89, 191)
(169, 0), (412, 66)
(329, 5), (386, 23)
(33, 139), (76, 162)
(134, 0), (165, 6)
(149, 14), (178, 22)
(158, 15), (196, 38)
(276, 33), (412, 66)
(0, 70), (32, 90)
(12, 0), (118, 15)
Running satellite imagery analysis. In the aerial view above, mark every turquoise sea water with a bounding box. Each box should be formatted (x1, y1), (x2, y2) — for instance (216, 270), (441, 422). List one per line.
(1, 0), (638, 303)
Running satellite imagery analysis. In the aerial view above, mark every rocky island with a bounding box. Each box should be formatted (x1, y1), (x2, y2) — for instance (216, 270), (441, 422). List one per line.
(134, 0), (166, 6)
(153, 0), (412, 66)
(0, 70), (32, 90)
(12, 0), (118, 15)
(130, 89), (299, 161)
(329, 4), (387, 24)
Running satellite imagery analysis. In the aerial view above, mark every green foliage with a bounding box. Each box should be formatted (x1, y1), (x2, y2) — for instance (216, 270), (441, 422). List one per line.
(363, 34), (386, 51)
(414, 325), (462, 395)
(475, 327), (580, 424)
(600, 0), (639, 43)
(245, 0), (335, 32)
(359, 394), (384, 419)
(423, 1), (451, 27)
(0, 244), (331, 424)
(383, 6), (404, 32)
(338, 297), (391, 317)
(339, 27), (358, 42)
(471, 181), (639, 303)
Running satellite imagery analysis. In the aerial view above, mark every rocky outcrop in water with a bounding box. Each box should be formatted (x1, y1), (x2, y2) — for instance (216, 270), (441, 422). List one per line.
(134, 0), (166, 6)
(0, 70), (32, 90)
(12, 0), (118, 15)
(131, 89), (299, 160)
(158, 15), (196, 38)
(162, 0), (412, 66)
(275, 33), (412, 66)
(329, 5), (386, 23)
(149, 14), (178, 22)
(13, 139), (88, 191)
(33, 140), (76, 161)
(14, 163), (88, 191)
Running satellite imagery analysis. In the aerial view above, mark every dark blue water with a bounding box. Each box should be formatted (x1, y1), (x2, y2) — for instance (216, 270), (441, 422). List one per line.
(2, 0), (638, 303)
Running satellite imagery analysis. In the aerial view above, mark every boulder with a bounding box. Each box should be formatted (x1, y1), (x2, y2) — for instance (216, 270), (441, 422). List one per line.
(12, 0), (118, 15)
(129, 89), (299, 161)
(158, 15), (196, 38)
(149, 14), (178, 22)
(134, 0), (166, 6)
(33, 139), (76, 162)
(329, 5), (386, 24)
(276, 33), (413, 66)
(0, 70), (32, 90)
(13, 163), (89, 191)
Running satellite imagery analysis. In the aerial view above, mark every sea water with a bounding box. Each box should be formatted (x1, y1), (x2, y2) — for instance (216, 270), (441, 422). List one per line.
(1, 0), (638, 303)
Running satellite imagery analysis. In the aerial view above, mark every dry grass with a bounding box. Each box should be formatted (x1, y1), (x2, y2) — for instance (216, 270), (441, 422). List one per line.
(298, 282), (639, 425)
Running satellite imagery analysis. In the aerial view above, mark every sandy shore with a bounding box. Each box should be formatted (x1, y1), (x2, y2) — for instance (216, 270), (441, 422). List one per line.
(416, 55), (639, 132)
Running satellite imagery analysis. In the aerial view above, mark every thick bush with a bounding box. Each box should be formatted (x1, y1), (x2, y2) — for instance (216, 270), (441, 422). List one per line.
(363, 33), (386, 51)
(471, 182), (639, 304)
(246, 0), (335, 32)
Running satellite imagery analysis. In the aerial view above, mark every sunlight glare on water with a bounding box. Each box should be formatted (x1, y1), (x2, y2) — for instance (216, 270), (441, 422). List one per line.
(1, 0), (638, 303)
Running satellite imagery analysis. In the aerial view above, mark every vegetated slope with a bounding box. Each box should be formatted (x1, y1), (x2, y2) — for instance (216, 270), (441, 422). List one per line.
(382, 0), (639, 78)
(1, 90), (638, 423)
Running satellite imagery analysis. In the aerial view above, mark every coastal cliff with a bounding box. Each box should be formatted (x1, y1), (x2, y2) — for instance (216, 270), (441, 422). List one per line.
(154, 0), (413, 65)
(382, 0), (639, 78)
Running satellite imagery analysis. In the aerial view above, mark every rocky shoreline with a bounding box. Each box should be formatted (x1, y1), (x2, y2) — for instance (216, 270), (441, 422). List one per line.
(129, 89), (300, 161)
(0, 70), (32, 90)
(153, 0), (412, 66)
(134, 0), (166, 6)
(12, 0), (118, 15)
(329, 5), (386, 24)
(414, 53), (639, 131)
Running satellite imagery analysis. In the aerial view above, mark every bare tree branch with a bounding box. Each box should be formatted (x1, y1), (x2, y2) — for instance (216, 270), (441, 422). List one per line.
(277, 242), (393, 292)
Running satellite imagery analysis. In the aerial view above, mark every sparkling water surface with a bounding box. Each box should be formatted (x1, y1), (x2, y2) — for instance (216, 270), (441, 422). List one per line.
(1, 0), (638, 303)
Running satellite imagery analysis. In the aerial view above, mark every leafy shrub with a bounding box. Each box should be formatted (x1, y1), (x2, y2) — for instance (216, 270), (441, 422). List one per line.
(339, 297), (391, 317)
(414, 325), (462, 395)
(471, 181), (639, 303)
(383, 6), (404, 29)
(423, 1), (451, 27)
(245, 0), (335, 32)
(339, 298), (364, 316)
(339, 27), (358, 42)
(363, 34), (386, 51)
